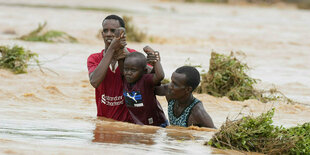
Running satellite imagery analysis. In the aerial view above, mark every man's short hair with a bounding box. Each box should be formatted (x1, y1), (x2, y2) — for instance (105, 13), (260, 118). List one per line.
(125, 52), (147, 68)
(103, 15), (125, 28)
(175, 66), (200, 91)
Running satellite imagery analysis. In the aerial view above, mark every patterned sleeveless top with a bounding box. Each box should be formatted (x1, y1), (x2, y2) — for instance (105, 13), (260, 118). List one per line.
(168, 98), (200, 127)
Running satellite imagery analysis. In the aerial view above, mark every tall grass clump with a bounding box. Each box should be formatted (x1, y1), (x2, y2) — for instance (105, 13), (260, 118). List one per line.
(0, 45), (39, 74)
(19, 22), (78, 43)
(195, 51), (295, 103)
(195, 52), (259, 101)
(207, 108), (310, 154)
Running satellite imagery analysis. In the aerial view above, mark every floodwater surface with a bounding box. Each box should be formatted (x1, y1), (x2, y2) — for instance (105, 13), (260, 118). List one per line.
(1, 0), (310, 154)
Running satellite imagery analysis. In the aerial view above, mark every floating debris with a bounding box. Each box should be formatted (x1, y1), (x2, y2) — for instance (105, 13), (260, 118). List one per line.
(195, 52), (259, 101)
(195, 52), (297, 104)
(206, 108), (310, 154)
(0, 45), (39, 74)
(19, 22), (78, 43)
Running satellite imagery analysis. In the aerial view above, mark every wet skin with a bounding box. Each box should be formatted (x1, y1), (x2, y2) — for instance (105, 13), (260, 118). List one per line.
(168, 72), (191, 100)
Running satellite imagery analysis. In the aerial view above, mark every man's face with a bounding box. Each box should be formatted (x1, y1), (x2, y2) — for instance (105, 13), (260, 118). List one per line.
(168, 72), (189, 99)
(102, 19), (121, 47)
(124, 57), (145, 84)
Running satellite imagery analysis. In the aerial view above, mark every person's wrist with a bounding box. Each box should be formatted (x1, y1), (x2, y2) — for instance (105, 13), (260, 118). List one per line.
(117, 57), (125, 61)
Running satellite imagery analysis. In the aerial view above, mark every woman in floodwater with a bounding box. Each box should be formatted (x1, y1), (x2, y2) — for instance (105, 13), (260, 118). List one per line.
(155, 66), (216, 128)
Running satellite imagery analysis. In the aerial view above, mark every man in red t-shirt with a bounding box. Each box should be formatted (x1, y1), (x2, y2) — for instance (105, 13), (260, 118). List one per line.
(87, 15), (134, 122)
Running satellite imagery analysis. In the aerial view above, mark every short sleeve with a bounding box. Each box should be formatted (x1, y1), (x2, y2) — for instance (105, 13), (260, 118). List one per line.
(127, 48), (137, 53)
(87, 53), (100, 74)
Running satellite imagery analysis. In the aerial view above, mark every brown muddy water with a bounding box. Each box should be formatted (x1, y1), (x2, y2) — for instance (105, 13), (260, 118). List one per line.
(1, 0), (310, 154)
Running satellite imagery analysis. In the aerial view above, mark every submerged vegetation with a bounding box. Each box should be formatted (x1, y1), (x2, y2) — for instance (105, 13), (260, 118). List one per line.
(19, 22), (78, 43)
(195, 52), (295, 104)
(0, 45), (39, 74)
(207, 108), (310, 154)
(195, 52), (258, 101)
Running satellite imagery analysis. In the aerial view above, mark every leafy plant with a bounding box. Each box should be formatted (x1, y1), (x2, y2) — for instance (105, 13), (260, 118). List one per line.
(19, 22), (78, 43)
(195, 52), (296, 104)
(195, 52), (259, 101)
(286, 122), (310, 154)
(207, 108), (310, 154)
(0, 45), (39, 74)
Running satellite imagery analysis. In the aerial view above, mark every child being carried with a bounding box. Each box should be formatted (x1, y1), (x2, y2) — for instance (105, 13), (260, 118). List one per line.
(119, 45), (168, 127)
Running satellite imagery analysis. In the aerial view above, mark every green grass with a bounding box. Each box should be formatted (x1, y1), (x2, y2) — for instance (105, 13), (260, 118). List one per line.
(195, 52), (259, 101)
(194, 52), (296, 104)
(0, 45), (39, 74)
(19, 22), (78, 43)
(207, 108), (310, 154)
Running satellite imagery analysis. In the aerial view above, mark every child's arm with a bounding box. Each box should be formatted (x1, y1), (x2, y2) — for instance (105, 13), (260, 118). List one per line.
(143, 46), (164, 85)
(155, 84), (169, 96)
(152, 52), (164, 84)
(155, 84), (173, 102)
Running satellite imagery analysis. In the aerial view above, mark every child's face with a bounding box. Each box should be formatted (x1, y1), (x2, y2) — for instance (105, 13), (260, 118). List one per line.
(124, 57), (145, 84)
(168, 72), (190, 99)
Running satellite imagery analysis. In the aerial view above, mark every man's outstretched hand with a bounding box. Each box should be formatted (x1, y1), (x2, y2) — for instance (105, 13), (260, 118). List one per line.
(112, 28), (128, 60)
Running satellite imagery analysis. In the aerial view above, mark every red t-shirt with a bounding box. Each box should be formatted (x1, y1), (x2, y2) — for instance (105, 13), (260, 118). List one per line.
(123, 74), (167, 126)
(87, 48), (136, 122)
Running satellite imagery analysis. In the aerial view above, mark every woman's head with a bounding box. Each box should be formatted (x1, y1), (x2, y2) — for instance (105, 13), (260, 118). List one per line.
(169, 66), (200, 99)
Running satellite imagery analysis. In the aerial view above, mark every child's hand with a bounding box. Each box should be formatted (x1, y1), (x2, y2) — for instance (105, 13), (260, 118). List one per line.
(143, 46), (160, 66)
(143, 45), (155, 54)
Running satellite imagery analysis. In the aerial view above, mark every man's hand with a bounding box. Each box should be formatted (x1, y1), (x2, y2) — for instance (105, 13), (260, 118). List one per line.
(109, 28), (126, 51)
(115, 27), (127, 49)
(113, 28), (127, 60)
